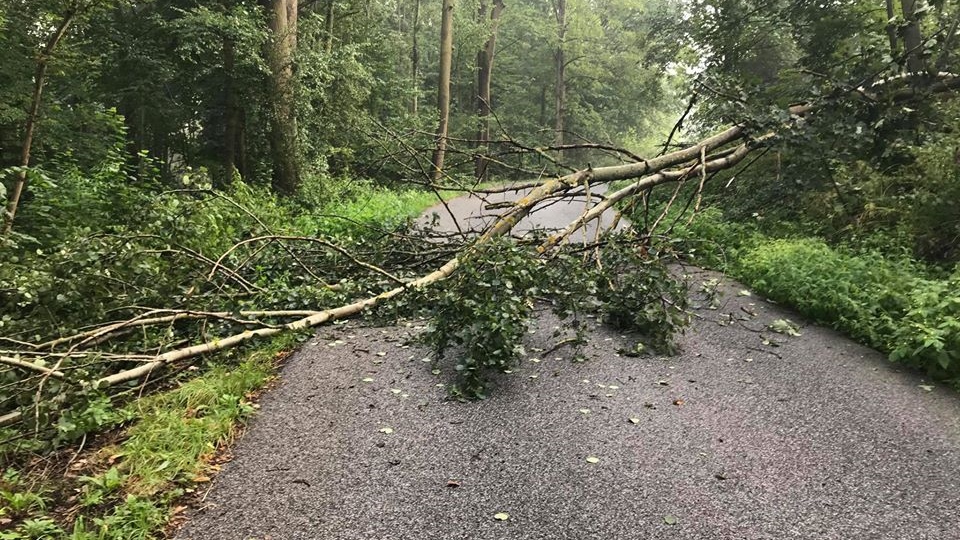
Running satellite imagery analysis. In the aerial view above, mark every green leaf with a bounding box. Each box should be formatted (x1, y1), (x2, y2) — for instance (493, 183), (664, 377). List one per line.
(768, 319), (801, 337)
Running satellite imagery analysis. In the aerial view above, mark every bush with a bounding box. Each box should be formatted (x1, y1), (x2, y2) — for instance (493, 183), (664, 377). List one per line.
(891, 271), (960, 379)
(735, 238), (915, 350)
(678, 209), (960, 383)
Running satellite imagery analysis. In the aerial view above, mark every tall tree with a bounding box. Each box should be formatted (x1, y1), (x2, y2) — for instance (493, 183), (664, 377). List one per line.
(410, 0), (421, 115)
(2, 5), (80, 239)
(266, 0), (300, 194)
(552, 0), (566, 159)
(475, 0), (505, 181)
(431, 0), (454, 182)
(900, 0), (927, 73)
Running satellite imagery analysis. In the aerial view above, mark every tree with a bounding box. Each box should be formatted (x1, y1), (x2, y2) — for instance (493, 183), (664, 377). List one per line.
(2, 3), (82, 239)
(552, 0), (566, 157)
(430, 0), (454, 181)
(266, 0), (300, 194)
(475, 0), (505, 181)
(900, 0), (927, 74)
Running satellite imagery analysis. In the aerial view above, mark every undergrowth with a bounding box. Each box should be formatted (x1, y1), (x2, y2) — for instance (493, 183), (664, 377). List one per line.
(0, 333), (296, 539)
(675, 208), (960, 385)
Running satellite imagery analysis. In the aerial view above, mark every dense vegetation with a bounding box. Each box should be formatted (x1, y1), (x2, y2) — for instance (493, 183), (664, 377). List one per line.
(0, 0), (958, 536)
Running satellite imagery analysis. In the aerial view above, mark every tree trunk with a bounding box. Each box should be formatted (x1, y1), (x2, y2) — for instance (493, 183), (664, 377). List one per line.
(552, 0), (566, 162)
(2, 10), (77, 240)
(325, 0), (334, 54)
(900, 0), (927, 74)
(266, 0), (300, 195)
(430, 0), (454, 182)
(474, 0), (505, 182)
(222, 36), (241, 187)
(410, 0), (421, 115)
(885, 0), (900, 59)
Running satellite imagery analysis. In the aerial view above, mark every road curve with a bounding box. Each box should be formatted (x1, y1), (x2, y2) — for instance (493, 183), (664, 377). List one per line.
(417, 183), (625, 241)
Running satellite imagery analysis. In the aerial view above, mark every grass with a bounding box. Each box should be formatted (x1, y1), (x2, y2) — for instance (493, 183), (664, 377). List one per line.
(0, 332), (302, 540)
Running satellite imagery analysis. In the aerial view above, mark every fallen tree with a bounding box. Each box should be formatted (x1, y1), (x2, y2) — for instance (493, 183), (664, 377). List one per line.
(1, 72), (958, 434)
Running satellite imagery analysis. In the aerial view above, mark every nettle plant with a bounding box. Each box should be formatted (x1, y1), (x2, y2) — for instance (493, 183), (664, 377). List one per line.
(417, 234), (690, 398)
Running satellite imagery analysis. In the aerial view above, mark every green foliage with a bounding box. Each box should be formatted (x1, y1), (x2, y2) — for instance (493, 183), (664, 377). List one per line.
(0, 337), (286, 539)
(0, 488), (47, 518)
(417, 234), (690, 398)
(680, 209), (960, 383)
(420, 239), (540, 398)
(891, 272), (960, 378)
(594, 236), (690, 355)
(78, 466), (125, 507)
(736, 238), (914, 348)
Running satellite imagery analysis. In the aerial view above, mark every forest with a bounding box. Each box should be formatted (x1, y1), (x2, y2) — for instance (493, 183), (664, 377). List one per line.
(1, 0), (959, 537)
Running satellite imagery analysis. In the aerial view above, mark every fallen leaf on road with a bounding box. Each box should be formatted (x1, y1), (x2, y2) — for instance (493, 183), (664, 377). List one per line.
(769, 319), (802, 337)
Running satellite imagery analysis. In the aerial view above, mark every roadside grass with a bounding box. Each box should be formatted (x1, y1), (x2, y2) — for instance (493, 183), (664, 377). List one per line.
(672, 208), (960, 387)
(1, 332), (302, 539)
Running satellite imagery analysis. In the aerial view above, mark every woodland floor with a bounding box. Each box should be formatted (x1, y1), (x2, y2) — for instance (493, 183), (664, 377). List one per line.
(173, 194), (960, 540)
(173, 272), (960, 540)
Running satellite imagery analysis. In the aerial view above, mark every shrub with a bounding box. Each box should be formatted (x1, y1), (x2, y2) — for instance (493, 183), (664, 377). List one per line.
(735, 238), (916, 350)
(891, 271), (960, 379)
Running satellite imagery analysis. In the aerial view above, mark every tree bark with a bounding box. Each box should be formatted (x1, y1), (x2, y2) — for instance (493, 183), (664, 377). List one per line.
(411, 0), (421, 115)
(885, 0), (900, 59)
(266, 0), (300, 195)
(474, 0), (505, 182)
(325, 0), (334, 54)
(2, 10), (77, 240)
(222, 36), (241, 187)
(552, 0), (566, 162)
(430, 0), (455, 182)
(900, 0), (927, 74)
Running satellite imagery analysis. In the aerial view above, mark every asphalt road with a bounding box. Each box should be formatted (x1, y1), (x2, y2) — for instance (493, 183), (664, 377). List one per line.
(175, 191), (960, 539)
(416, 183), (625, 241)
